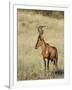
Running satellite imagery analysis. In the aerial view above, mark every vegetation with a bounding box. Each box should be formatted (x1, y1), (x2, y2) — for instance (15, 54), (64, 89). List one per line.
(17, 9), (64, 80)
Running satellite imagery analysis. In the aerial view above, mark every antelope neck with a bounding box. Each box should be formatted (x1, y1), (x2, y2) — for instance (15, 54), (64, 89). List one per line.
(41, 40), (46, 51)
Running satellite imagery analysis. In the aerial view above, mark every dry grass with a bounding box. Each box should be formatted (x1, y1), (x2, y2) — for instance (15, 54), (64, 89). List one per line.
(17, 9), (64, 80)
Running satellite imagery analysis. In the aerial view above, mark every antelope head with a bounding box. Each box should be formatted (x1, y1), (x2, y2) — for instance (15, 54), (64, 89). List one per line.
(35, 25), (45, 49)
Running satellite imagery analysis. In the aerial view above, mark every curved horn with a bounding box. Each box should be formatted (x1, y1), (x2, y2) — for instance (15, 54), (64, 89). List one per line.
(38, 26), (45, 36)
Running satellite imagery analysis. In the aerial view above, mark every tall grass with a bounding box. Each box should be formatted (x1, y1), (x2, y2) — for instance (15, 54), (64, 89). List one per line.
(17, 9), (64, 80)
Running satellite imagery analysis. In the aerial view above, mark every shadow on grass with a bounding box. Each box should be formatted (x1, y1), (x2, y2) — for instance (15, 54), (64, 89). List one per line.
(50, 69), (64, 79)
(54, 69), (64, 75)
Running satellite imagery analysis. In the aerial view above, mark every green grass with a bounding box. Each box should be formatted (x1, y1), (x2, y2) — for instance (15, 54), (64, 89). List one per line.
(17, 9), (64, 80)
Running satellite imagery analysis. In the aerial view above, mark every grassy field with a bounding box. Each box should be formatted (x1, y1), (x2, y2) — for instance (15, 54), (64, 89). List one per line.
(17, 9), (64, 80)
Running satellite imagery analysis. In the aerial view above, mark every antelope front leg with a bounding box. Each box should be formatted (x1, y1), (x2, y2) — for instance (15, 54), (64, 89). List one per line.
(47, 59), (49, 72)
(43, 57), (46, 75)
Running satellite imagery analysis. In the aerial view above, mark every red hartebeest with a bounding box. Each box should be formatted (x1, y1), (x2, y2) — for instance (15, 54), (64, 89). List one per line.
(35, 26), (58, 74)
